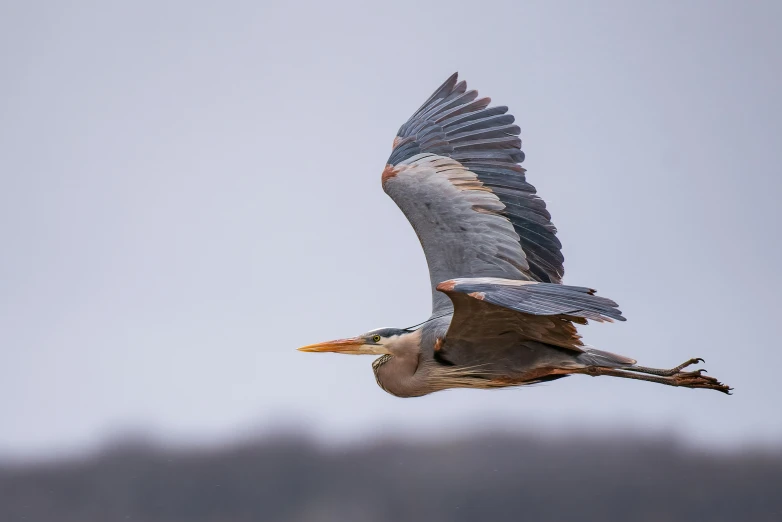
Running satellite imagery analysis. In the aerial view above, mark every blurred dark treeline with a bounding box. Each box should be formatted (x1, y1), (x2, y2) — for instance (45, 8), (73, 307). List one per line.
(1, 433), (781, 522)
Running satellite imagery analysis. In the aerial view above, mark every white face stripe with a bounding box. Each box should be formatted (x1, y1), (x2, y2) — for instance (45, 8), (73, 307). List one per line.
(362, 344), (392, 355)
(361, 328), (410, 355)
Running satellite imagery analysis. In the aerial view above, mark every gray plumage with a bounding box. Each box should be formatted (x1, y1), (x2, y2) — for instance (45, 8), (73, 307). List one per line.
(389, 72), (562, 285)
(383, 154), (529, 313)
(298, 73), (731, 397)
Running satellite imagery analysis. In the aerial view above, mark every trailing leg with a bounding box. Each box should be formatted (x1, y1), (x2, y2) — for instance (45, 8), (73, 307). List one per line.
(578, 364), (732, 394)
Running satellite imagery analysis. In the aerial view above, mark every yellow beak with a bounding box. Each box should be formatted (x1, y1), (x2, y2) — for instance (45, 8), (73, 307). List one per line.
(297, 337), (364, 353)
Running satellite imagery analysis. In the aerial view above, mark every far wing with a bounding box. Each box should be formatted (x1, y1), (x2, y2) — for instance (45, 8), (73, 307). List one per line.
(383, 73), (563, 314)
(436, 277), (625, 354)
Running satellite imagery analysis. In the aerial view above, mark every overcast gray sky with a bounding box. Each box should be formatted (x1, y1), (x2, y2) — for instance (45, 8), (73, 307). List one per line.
(1, 0), (781, 459)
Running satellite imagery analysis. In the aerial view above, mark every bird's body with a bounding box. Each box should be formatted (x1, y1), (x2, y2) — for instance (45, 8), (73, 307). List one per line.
(370, 317), (583, 398)
(299, 73), (731, 397)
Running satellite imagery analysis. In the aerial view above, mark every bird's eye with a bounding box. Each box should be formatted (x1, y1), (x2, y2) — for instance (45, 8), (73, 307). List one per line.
(372, 335), (382, 343)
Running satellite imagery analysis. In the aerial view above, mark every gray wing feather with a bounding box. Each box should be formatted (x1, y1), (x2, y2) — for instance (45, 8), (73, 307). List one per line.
(441, 277), (625, 323)
(386, 73), (563, 287)
(383, 155), (529, 313)
(436, 277), (625, 352)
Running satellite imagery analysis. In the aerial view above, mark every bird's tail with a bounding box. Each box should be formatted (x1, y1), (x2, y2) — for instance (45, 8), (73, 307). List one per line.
(577, 348), (636, 368)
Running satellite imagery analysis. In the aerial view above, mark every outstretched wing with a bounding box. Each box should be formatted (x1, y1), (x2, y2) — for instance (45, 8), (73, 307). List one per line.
(383, 73), (563, 314)
(437, 277), (625, 353)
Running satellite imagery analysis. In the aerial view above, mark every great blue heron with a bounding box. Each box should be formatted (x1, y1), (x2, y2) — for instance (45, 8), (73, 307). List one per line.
(298, 73), (731, 397)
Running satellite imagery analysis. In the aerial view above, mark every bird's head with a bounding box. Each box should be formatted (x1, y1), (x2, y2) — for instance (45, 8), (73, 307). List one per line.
(297, 327), (413, 355)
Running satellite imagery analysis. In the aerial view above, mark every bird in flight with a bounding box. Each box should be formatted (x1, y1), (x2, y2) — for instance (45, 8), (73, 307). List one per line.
(298, 73), (731, 397)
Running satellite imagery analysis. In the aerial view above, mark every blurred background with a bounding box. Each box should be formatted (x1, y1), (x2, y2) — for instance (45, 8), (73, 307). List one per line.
(1, 0), (781, 520)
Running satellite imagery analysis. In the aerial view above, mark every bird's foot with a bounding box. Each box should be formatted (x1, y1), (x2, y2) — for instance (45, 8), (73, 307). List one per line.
(670, 368), (733, 395)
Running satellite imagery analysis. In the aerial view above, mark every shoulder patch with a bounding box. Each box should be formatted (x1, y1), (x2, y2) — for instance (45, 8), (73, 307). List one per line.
(381, 164), (400, 185)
